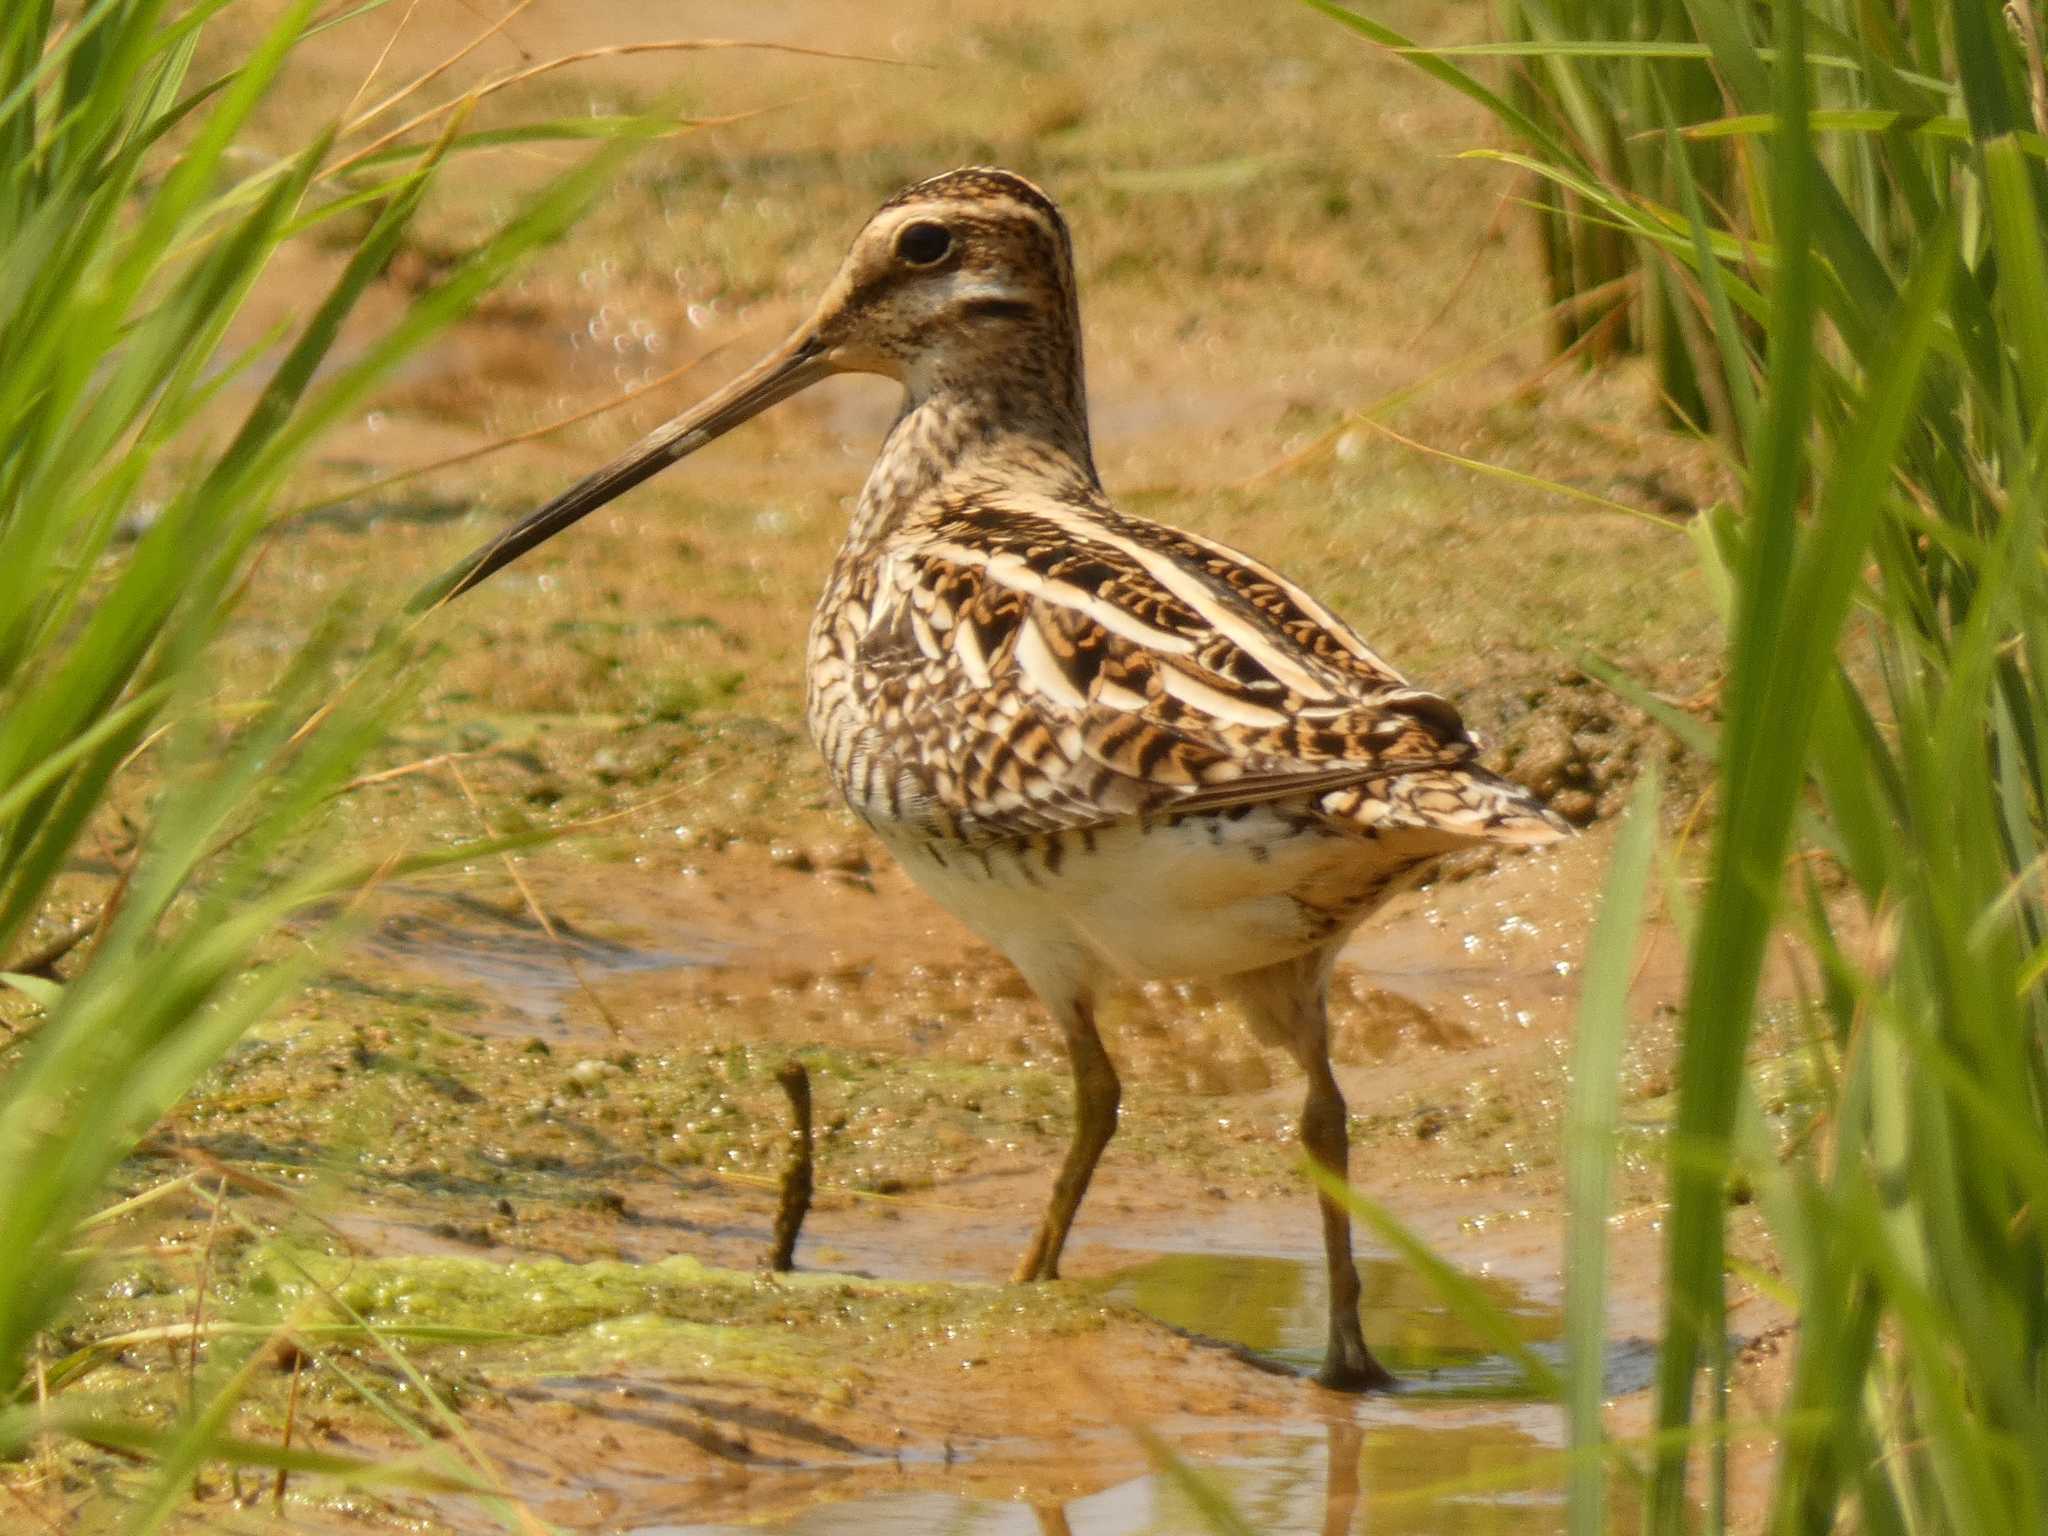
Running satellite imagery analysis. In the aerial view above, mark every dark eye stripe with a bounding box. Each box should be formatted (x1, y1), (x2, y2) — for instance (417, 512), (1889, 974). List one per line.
(896, 221), (952, 265)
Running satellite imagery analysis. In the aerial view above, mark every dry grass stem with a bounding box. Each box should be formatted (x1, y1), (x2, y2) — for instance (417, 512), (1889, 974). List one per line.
(339, 0), (425, 120)
(341, 0), (538, 141)
(446, 760), (627, 1036)
(1238, 269), (1641, 487)
(326, 37), (910, 180)
(1351, 413), (1664, 523)
(186, 1177), (230, 1398)
(285, 330), (749, 523)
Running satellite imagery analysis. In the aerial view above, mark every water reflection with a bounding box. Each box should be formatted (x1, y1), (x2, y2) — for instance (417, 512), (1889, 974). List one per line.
(1105, 1252), (1563, 1397)
(644, 1249), (1645, 1535)
(641, 1413), (1572, 1533)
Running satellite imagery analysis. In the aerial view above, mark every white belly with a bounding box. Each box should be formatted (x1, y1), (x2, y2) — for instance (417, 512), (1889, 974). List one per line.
(875, 810), (1412, 989)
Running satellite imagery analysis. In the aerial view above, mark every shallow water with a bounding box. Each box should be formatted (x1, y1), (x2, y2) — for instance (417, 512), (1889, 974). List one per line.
(356, 883), (718, 1032)
(641, 1248), (1648, 1535)
(319, 866), (1657, 1533)
(1108, 1251), (1652, 1399)
(1112, 1251), (1565, 1397)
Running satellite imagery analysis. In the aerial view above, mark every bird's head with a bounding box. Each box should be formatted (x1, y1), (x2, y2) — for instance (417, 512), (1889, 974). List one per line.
(804, 167), (1081, 389)
(417, 167), (1079, 609)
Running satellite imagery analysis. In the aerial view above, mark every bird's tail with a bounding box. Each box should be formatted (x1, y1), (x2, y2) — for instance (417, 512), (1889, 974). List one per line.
(1329, 765), (1573, 846)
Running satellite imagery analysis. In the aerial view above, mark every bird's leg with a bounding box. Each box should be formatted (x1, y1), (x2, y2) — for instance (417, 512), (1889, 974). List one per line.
(1231, 951), (1395, 1392)
(1299, 1050), (1393, 1392)
(1014, 997), (1118, 1283)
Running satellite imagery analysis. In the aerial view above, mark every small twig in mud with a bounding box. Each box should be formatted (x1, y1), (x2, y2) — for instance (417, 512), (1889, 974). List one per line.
(273, 1338), (306, 1515)
(768, 1060), (814, 1273)
(33, 1344), (54, 1500)
(188, 1177), (229, 1397)
(447, 0), (536, 62)
(90, 833), (140, 933)
(706, 1166), (983, 1214)
(333, 751), (482, 797)
(30, 822), (146, 989)
(151, 1146), (373, 1267)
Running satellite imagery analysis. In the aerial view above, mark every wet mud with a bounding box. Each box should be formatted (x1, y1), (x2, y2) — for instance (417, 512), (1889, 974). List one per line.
(22, 817), (1798, 1535)
(197, 827), (1757, 1532)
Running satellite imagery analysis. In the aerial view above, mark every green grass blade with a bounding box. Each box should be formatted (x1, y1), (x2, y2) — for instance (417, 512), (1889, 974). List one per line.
(1565, 771), (1659, 1536)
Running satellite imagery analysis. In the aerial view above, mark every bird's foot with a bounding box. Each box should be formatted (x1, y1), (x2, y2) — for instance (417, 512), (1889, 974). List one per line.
(1011, 1246), (1060, 1284)
(1315, 1345), (1398, 1394)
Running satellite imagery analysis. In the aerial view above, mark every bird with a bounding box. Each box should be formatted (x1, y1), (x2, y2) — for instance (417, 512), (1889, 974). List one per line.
(423, 167), (1568, 1390)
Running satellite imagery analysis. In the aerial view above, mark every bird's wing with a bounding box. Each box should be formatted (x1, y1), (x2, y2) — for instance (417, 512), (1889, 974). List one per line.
(836, 488), (1563, 847)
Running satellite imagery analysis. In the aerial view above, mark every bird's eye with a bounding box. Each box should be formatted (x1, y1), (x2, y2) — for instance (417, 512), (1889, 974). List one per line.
(895, 221), (952, 266)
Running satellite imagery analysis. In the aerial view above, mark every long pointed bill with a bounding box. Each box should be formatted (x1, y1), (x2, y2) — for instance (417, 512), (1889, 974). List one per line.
(411, 333), (832, 612)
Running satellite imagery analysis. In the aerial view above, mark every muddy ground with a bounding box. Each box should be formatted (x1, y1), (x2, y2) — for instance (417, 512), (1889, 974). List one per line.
(5, 0), (1809, 1531)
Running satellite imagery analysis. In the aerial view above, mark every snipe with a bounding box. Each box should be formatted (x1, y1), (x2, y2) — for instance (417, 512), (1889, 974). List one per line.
(427, 167), (1567, 1390)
